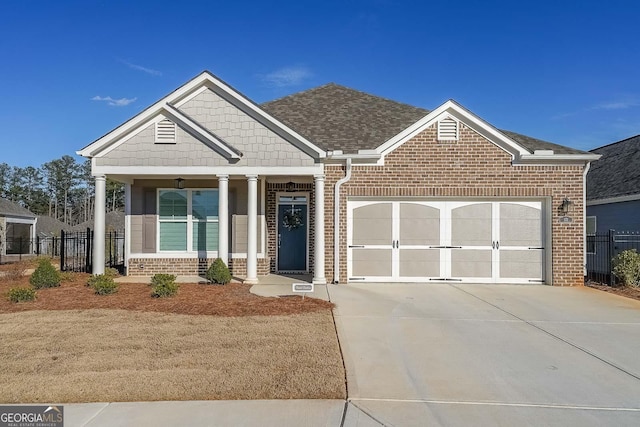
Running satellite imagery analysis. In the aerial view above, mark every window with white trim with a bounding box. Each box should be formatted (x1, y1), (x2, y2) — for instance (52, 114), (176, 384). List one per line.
(438, 116), (459, 141)
(155, 119), (177, 143)
(586, 216), (596, 254)
(158, 189), (219, 251)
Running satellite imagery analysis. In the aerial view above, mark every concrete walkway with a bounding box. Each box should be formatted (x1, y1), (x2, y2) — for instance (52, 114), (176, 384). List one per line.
(329, 283), (640, 426)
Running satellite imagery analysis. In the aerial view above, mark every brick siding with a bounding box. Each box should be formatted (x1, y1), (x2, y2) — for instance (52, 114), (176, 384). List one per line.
(323, 122), (585, 286)
(127, 257), (270, 277)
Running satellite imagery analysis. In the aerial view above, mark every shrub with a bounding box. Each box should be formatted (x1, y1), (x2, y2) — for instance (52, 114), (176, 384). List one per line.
(151, 273), (179, 297)
(29, 258), (61, 289)
(206, 258), (232, 285)
(612, 249), (640, 288)
(88, 274), (119, 295)
(7, 287), (36, 303)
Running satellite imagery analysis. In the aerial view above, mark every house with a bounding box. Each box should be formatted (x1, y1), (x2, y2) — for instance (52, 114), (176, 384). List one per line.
(0, 198), (37, 256)
(78, 71), (598, 286)
(586, 134), (640, 234)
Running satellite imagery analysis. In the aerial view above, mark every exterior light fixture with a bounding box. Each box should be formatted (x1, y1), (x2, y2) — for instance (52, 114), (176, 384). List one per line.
(174, 177), (185, 189)
(559, 197), (572, 215)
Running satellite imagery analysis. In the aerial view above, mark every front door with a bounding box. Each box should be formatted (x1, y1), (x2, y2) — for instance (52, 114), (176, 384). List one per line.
(277, 195), (308, 272)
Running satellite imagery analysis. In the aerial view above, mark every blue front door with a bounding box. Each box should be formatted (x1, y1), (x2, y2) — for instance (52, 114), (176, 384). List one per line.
(278, 204), (307, 271)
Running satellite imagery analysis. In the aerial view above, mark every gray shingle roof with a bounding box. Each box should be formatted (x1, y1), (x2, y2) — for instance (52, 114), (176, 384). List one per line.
(0, 198), (36, 218)
(262, 83), (589, 155)
(587, 134), (640, 201)
(36, 215), (71, 237)
(262, 83), (429, 153)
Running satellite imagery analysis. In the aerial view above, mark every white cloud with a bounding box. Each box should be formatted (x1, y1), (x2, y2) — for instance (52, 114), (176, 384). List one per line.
(591, 101), (639, 111)
(553, 98), (640, 120)
(119, 59), (162, 76)
(91, 95), (137, 107)
(262, 66), (312, 87)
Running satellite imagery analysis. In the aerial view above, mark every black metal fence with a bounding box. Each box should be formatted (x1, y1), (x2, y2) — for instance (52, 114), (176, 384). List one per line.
(586, 230), (640, 285)
(1, 229), (125, 273)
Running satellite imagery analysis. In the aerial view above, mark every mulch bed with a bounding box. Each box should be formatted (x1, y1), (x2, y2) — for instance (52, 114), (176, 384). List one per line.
(586, 281), (640, 302)
(0, 273), (334, 316)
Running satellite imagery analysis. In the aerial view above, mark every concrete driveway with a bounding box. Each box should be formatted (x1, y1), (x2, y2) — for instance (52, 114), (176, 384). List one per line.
(329, 283), (640, 426)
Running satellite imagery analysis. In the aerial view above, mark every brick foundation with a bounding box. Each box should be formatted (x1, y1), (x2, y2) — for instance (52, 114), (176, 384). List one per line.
(127, 257), (271, 278)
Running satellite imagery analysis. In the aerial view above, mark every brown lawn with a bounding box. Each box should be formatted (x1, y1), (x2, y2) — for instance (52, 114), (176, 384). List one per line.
(0, 271), (345, 403)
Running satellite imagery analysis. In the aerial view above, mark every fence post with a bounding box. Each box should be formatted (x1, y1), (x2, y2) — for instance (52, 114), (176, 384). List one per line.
(60, 229), (65, 271)
(36, 235), (40, 256)
(608, 229), (615, 286)
(86, 227), (92, 273)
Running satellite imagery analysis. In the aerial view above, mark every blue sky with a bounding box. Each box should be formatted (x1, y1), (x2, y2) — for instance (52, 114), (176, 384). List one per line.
(1, 0), (639, 167)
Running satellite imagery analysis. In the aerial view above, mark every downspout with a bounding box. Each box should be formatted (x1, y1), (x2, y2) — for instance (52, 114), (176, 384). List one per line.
(333, 158), (353, 284)
(583, 162), (591, 277)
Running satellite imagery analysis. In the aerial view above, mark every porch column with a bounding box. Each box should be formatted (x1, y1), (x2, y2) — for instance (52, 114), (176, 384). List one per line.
(313, 174), (327, 284)
(124, 182), (131, 271)
(245, 174), (258, 284)
(217, 174), (229, 265)
(92, 175), (106, 275)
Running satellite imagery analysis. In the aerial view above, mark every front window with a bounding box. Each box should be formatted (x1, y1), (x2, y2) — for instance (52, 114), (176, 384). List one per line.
(158, 189), (218, 252)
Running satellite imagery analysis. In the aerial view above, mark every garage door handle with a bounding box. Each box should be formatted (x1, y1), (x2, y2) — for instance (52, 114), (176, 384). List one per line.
(492, 241), (495, 249)
(496, 241), (499, 250)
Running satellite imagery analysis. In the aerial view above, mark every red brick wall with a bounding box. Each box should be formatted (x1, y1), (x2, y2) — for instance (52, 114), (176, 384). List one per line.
(324, 122), (585, 286)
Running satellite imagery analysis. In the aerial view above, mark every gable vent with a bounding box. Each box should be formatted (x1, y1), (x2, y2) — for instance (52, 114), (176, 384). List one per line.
(438, 117), (458, 141)
(155, 119), (176, 143)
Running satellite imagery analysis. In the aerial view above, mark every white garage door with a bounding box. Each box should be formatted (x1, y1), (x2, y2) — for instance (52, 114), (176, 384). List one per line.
(347, 200), (545, 284)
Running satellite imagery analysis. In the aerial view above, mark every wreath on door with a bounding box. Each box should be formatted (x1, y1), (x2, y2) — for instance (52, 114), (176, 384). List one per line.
(282, 208), (304, 230)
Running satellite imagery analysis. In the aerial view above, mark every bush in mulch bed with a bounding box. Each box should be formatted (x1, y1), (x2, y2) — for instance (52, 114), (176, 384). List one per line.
(151, 274), (179, 298)
(88, 274), (119, 295)
(29, 258), (61, 289)
(206, 258), (232, 285)
(7, 287), (36, 303)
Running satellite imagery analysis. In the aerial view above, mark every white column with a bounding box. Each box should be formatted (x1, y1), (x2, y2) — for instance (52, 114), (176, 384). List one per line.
(245, 175), (258, 284)
(313, 174), (327, 284)
(93, 175), (106, 275)
(124, 183), (131, 272)
(217, 174), (229, 265)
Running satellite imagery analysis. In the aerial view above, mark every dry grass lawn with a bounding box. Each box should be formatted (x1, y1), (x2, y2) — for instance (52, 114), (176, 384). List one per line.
(0, 267), (345, 402)
(0, 309), (346, 403)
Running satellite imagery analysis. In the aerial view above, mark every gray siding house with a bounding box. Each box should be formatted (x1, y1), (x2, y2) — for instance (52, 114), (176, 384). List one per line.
(586, 134), (640, 234)
(0, 198), (37, 256)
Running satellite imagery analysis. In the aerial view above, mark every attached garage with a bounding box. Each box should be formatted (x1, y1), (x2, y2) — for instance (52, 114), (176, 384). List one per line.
(347, 199), (547, 284)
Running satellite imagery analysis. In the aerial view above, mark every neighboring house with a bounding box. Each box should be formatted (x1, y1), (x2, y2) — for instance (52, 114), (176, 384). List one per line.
(78, 71), (598, 286)
(0, 198), (37, 256)
(71, 211), (125, 232)
(36, 215), (69, 237)
(586, 134), (640, 234)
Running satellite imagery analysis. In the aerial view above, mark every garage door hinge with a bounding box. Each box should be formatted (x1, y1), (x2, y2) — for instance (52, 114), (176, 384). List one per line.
(349, 277), (365, 280)
(349, 245), (365, 248)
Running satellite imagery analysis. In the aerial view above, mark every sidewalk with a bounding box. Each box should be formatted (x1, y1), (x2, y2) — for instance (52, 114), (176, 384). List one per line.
(62, 399), (378, 427)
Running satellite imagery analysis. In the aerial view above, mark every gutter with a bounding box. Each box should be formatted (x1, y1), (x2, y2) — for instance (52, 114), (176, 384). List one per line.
(333, 158), (353, 284)
(583, 161), (591, 277)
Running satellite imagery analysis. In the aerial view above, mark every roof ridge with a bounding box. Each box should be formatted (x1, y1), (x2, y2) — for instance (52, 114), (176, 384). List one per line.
(261, 83), (338, 106)
(262, 82), (430, 113)
(590, 133), (640, 152)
